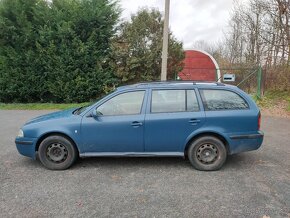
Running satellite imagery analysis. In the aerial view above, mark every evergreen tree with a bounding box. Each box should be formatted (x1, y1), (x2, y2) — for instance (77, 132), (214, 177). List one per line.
(110, 8), (184, 83)
(0, 0), (119, 103)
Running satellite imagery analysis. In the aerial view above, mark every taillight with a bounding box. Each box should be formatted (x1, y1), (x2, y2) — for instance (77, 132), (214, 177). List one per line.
(258, 112), (261, 130)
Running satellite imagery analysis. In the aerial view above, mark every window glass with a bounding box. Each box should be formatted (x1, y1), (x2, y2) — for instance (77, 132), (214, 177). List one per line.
(152, 90), (185, 113)
(97, 91), (145, 116)
(201, 89), (249, 110)
(187, 90), (199, 111)
(151, 89), (200, 113)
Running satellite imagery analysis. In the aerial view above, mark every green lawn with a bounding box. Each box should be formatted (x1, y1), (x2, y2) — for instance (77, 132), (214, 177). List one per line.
(0, 102), (89, 110)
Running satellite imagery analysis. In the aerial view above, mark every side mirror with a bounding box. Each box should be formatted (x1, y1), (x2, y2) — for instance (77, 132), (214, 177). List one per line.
(92, 109), (98, 117)
(95, 110), (103, 116)
(87, 109), (103, 118)
(86, 109), (98, 118)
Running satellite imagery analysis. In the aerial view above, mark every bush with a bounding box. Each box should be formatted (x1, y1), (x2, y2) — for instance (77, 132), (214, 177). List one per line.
(0, 0), (119, 103)
(264, 66), (290, 91)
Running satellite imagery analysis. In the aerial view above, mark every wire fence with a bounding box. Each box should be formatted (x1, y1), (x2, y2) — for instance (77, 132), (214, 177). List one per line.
(178, 66), (263, 98)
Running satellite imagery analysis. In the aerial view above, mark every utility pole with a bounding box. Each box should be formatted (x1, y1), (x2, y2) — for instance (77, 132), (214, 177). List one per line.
(161, 0), (170, 81)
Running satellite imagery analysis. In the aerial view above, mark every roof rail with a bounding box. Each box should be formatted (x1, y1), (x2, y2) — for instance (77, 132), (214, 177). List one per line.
(135, 80), (224, 85)
(192, 81), (225, 86)
(119, 81), (226, 89)
(134, 80), (194, 85)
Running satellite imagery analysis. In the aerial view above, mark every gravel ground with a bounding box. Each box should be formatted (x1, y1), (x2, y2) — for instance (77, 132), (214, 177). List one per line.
(0, 110), (290, 218)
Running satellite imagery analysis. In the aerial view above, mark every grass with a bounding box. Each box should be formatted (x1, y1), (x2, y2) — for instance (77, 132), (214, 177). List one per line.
(0, 102), (89, 110)
(254, 90), (290, 111)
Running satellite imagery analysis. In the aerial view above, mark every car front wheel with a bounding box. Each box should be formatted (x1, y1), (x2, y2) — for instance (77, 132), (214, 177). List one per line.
(38, 135), (78, 170)
(188, 136), (227, 171)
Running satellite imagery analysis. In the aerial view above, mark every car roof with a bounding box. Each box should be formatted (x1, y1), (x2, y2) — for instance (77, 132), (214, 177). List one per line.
(117, 81), (234, 90)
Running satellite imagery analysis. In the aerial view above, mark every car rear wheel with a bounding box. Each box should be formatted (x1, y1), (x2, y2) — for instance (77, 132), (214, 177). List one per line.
(38, 135), (77, 170)
(188, 136), (227, 171)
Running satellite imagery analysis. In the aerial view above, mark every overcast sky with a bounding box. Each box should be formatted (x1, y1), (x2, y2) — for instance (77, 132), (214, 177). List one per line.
(119, 0), (233, 49)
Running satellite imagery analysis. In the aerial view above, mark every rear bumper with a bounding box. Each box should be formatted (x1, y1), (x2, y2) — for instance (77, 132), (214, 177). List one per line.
(228, 131), (264, 154)
(15, 137), (37, 159)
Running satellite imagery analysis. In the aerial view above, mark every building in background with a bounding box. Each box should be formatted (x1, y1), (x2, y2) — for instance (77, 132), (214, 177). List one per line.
(178, 50), (220, 81)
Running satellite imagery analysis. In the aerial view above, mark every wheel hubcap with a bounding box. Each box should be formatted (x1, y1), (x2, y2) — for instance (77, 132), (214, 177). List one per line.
(196, 143), (218, 164)
(47, 143), (68, 163)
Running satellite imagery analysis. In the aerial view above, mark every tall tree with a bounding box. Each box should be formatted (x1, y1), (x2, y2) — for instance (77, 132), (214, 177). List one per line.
(110, 8), (184, 83)
(221, 0), (290, 67)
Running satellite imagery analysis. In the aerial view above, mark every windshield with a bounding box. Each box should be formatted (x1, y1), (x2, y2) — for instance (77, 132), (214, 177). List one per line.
(73, 104), (91, 115)
(73, 90), (116, 115)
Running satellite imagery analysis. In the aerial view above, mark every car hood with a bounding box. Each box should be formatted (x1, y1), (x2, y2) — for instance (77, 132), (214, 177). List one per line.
(25, 108), (77, 125)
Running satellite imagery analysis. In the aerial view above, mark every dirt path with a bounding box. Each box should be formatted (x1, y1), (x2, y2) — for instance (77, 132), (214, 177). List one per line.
(261, 99), (290, 118)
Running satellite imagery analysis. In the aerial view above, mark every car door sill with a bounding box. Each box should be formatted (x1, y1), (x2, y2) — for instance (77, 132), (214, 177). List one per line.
(80, 152), (184, 157)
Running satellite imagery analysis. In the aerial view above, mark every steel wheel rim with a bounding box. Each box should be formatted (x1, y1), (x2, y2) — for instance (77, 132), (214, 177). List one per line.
(46, 143), (68, 163)
(196, 143), (218, 164)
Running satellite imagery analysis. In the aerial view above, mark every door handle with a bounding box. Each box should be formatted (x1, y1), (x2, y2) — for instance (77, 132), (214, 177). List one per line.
(131, 121), (143, 127)
(188, 119), (201, 125)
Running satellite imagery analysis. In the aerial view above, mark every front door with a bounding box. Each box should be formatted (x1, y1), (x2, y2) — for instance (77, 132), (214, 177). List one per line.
(81, 90), (146, 153)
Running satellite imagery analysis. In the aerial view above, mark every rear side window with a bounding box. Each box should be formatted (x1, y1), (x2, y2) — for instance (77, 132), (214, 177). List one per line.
(187, 90), (199, 111)
(151, 89), (199, 113)
(200, 89), (249, 111)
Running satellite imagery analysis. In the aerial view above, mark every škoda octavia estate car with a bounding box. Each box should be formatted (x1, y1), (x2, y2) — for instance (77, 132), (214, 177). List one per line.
(15, 81), (264, 171)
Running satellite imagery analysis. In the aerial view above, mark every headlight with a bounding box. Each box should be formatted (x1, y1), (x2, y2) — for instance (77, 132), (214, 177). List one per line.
(17, 129), (24, 138)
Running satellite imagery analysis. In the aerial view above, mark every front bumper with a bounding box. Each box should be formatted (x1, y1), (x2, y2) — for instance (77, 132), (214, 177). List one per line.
(15, 137), (38, 159)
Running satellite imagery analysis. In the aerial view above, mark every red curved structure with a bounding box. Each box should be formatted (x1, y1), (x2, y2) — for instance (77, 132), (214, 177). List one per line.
(178, 50), (217, 81)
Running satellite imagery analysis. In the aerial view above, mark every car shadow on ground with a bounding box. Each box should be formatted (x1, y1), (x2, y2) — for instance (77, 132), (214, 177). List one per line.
(18, 152), (254, 171)
(71, 153), (252, 171)
(74, 156), (189, 169)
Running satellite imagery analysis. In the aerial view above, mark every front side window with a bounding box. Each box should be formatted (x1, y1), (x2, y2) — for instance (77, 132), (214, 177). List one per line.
(96, 91), (145, 116)
(200, 89), (249, 111)
(151, 89), (199, 113)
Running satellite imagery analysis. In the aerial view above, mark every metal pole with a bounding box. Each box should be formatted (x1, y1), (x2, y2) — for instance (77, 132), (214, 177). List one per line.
(161, 0), (170, 81)
(257, 66), (262, 99)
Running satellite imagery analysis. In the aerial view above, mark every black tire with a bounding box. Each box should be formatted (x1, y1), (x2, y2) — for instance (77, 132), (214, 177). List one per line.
(38, 135), (78, 170)
(187, 136), (227, 171)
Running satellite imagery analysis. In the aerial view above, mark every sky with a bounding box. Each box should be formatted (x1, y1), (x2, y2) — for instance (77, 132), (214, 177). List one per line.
(119, 0), (233, 49)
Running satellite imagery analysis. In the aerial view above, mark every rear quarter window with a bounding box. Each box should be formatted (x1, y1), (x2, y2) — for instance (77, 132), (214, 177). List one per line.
(200, 89), (249, 111)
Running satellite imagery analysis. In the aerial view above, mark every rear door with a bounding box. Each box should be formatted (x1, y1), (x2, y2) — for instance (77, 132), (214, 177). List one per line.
(144, 89), (205, 152)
